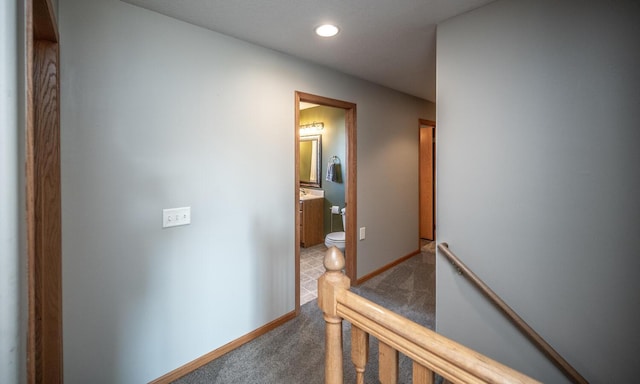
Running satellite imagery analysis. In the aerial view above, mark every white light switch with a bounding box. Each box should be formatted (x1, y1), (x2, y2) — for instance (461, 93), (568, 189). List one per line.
(359, 227), (366, 240)
(163, 207), (191, 228)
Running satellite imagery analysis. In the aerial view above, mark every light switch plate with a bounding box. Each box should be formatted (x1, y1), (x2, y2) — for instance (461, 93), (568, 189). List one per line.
(359, 227), (366, 240)
(163, 207), (191, 228)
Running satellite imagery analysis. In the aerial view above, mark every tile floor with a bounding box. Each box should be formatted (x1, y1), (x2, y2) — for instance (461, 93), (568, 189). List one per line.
(300, 243), (328, 305)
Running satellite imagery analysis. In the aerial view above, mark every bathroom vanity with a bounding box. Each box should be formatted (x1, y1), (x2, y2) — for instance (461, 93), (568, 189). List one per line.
(299, 197), (324, 247)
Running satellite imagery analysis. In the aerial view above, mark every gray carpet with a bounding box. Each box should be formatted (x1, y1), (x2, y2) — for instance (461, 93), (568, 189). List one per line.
(174, 245), (435, 384)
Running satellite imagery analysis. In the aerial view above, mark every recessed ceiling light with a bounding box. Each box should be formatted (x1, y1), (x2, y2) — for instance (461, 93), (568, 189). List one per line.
(315, 24), (339, 37)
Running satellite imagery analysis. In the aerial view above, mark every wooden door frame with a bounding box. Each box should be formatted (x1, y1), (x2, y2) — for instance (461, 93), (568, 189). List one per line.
(295, 91), (357, 312)
(419, 119), (436, 241)
(26, 0), (63, 382)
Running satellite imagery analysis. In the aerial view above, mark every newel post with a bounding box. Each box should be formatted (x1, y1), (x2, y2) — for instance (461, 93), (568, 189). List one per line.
(318, 247), (351, 384)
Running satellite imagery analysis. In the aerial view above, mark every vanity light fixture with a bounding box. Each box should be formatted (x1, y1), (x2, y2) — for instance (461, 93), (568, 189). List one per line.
(300, 122), (324, 136)
(315, 24), (339, 37)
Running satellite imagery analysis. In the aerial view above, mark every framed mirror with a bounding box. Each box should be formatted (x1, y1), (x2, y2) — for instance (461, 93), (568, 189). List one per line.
(299, 134), (322, 188)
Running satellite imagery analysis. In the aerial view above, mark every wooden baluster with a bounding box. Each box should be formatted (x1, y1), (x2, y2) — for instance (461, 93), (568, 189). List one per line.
(324, 314), (343, 384)
(318, 247), (351, 384)
(379, 341), (398, 384)
(412, 362), (434, 384)
(351, 325), (369, 384)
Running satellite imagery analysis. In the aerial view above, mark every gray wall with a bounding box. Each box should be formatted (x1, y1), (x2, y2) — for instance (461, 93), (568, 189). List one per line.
(59, 0), (433, 381)
(50, 0), (58, 18)
(436, 0), (640, 382)
(1, 0), (26, 383)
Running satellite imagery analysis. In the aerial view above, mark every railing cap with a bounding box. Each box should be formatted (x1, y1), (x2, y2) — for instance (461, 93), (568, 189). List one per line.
(324, 246), (345, 272)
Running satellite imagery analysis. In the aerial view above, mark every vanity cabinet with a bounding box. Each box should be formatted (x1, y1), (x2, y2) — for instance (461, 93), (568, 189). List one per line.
(300, 198), (324, 247)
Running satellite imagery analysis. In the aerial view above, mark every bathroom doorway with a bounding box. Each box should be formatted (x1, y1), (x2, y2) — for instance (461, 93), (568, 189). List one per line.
(294, 92), (357, 313)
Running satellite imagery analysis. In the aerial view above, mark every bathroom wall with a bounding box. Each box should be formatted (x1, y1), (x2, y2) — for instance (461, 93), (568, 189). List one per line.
(436, 0), (640, 382)
(59, 0), (432, 381)
(300, 106), (346, 235)
(1, 0), (26, 382)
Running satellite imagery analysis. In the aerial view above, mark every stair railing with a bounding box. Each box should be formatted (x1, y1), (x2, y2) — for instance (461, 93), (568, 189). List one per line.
(318, 247), (541, 384)
(437, 242), (588, 384)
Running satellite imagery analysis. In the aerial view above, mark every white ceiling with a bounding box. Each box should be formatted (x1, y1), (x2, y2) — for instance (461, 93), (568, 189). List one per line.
(122, 0), (495, 102)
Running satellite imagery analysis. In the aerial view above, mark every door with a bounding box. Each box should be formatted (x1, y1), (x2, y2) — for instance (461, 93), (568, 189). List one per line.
(419, 121), (435, 240)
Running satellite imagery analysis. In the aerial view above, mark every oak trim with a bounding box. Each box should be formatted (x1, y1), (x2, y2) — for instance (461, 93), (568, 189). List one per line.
(351, 325), (369, 384)
(335, 289), (541, 384)
(319, 249), (540, 384)
(379, 341), (399, 384)
(26, 0), (62, 382)
(149, 310), (297, 383)
(413, 361), (434, 384)
(356, 249), (421, 285)
(294, 93), (301, 312)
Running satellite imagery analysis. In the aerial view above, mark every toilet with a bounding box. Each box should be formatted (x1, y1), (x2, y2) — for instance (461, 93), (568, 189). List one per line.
(325, 207), (347, 252)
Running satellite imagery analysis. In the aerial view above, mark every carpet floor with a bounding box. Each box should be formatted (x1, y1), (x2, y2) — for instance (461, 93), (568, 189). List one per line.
(174, 244), (435, 383)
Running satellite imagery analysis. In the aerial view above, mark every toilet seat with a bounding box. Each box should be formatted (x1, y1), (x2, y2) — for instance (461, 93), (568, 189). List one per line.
(325, 231), (346, 250)
(326, 231), (345, 242)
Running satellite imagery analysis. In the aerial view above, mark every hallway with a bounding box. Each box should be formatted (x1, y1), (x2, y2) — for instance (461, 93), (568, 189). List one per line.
(176, 243), (435, 383)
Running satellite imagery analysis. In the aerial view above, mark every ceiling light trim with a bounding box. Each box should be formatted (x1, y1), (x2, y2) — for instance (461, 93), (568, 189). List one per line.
(315, 24), (339, 37)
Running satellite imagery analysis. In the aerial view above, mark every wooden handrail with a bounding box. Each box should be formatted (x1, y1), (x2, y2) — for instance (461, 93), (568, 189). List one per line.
(318, 247), (542, 384)
(437, 243), (589, 384)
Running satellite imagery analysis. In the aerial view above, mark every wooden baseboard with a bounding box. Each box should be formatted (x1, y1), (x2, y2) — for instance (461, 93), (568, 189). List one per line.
(355, 248), (421, 285)
(149, 310), (297, 384)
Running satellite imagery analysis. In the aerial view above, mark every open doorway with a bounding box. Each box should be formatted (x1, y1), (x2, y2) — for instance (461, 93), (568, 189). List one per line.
(298, 103), (345, 306)
(419, 119), (436, 241)
(294, 92), (357, 313)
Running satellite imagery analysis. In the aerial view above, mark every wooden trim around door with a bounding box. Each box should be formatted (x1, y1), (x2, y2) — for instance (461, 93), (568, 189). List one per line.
(295, 91), (357, 312)
(26, 0), (62, 382)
